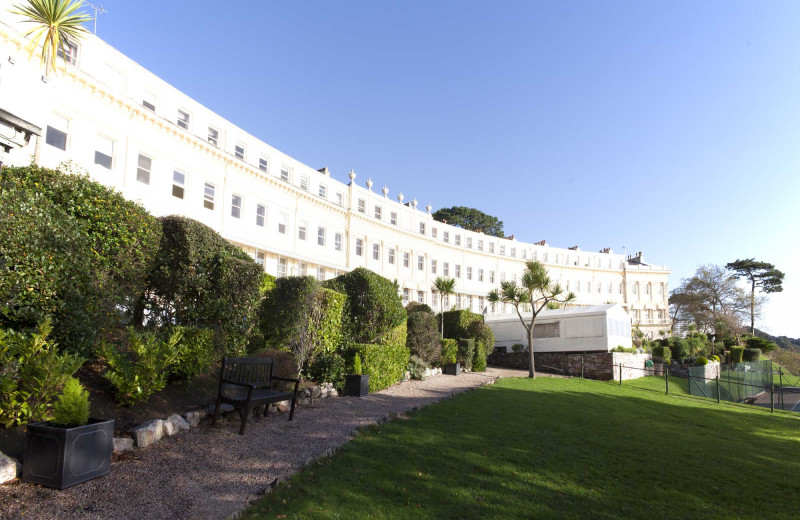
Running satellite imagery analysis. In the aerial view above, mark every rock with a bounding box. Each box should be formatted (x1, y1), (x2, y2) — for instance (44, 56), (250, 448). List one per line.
(205, 403), (234, 416)
(276, 400), (291, 413)
(113, 437), (134, 454)
(0, 450), (21, 484)
(311, 385), (321, 399)
(164, 414), (190, 436)
(184, 411), (201, 428)
(130, 419), (163, 448)
(330, 388), (338, 398)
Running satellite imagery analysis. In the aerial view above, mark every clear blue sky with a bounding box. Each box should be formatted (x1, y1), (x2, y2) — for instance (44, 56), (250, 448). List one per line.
(93, 0), (799, 336)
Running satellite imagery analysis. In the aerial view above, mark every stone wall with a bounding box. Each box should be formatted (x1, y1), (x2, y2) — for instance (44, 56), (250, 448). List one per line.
(487, 351), (653, 381)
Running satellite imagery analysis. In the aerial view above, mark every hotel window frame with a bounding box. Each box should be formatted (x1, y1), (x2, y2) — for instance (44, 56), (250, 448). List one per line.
(419, 222), (426, 235)
(488, 242), (495, 254)
(443, 262), (449, 276)
(455, 265), (461, 278)
(255, 250), (265, 268)
(278, 213), (288, 234)
(467, 237), (472, 248)
(45, 114), (69, 151)
(172, 170), (186, 199)
(319, 184), (327, 199)
(300, 175), (309, 191)
(432, 227), (438, 238)
(478, 239), (483, 251)
(256, 203), (266, 227)
(203, 182), (216, 210)
(374, 205), (382, 220)
(334, 233), (343, 251)
(317, 267), (325, 282)
(177, 109), (190, 130)
(431, 259), (437, 274)
(390, 212), (398, 225)
(136, 153), (152, 185)
(142, 91), (156, 112)
(443, 231), (449, 243)
(336, 192), (345, 207)
(277, 258), (288, 277)
(280, 165), (290, 182)
(388, 248), (395, 264)
(207, 126), (219, 147)
(298, 220), (307, 241)
(467, 267), (472, 280)
(373, 244), (381, 260)
(417, 255), (424, 271)
(258, 155), (269, 173)
(234, 142), (246, 161)
(94, 134), (114, 170)
(56, 40), (78, 65)
(478, 268), (484, 282)
(231, 194), (242, 219)
(403, 252), (410, 268)
(317, 227), (326, 246)
(455, 234), (461, 246)
(358, 199), (366, 214)
(355, 238), (363, 256)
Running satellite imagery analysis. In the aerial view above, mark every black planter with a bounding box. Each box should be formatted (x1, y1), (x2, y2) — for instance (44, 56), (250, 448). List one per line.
(443, 363), (461, 376)
(23, 418), (114, 489)
(344, 374), (370, 397)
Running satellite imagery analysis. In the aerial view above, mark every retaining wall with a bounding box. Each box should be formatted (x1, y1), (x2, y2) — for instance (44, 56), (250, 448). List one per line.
(487, 351), (653, 381)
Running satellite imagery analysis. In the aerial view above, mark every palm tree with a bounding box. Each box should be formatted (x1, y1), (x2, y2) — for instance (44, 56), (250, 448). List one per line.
(11, 0), (91, 77)
(488, 261), (575, 378)
(432, 276), (456, 338)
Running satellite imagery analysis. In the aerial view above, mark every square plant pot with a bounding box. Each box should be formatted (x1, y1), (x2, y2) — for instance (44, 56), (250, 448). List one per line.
(443, 363), (461, 376)
(344, 375), (369, 397)
(23, 418), (114, 489)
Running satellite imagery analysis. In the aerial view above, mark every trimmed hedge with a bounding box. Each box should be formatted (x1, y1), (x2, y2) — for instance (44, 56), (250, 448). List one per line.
(143, 216), (263, 356)
(730, 346), (745, 364)
(351, 337), (410, 392)
(457, 338), (476, 370)
(743, 348), (762, 362)
(669, 338), (689, 360)
(743, 336), (777, 354)
(406, 310), (441, 364)
(652, 344), (672, 363)
(695, 356), (709, 366)
(170, 326), (216, 379)
(473, 341), (488, 372)
(323, 267), (406, 344)
(440, 339), (458, 365)
(441, 310), (482, 340)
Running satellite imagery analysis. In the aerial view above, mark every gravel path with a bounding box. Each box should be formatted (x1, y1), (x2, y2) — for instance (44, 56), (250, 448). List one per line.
(0, 367), (533, 520)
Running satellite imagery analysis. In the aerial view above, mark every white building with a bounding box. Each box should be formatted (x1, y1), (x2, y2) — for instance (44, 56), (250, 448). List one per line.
(0, 6), (671, 337)
(487, 304), (633, 353)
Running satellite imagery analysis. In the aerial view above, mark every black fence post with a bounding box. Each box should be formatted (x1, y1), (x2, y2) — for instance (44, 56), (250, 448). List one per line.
(716, 371), (721, 404)
(779, 367), (784, 410)
(666, 368), (669, 395)
(581, 355), (584, 379)
(771, 383), (775, 413)
(619, 364), (623, 386)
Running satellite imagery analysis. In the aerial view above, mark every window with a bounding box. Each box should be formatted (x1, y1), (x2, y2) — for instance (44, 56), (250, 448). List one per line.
(432, 228), (438, 238)
(418, 291), (425, 304)
(319, 184), (327, 199)
(419, 222), (426, 235)
(142, 91), (156, 112)
(256, 204), (266, 226)
(136, 153), (152, 185)
(597, 282), (602, 293)
(577, 281), (581, 292)
(334, 233), (342, 251)
(403, 289), (410, 304)
(388, 248), (395, 264)
(280, 166), (290, 182)
(258, 156), (269, 173)
(300, 175), (309, 191)
(231, 194), (242, 218)
(255, 251), (265, 268)
(533, 322), (560, 339)
(489, 242), (495, 254)
(177, 110), (190, 130)
(511, 247), (516, 258)
(467, 267), (472, 280)
(443, 231), (449, 243)
(235, 142), (245, 161)
(317, 227), (326, 246)
(355, 239), (363, 256)
(645, 284), (651, 296)
(478, 269), (484, 282)
(336, 192), (344, 207)
(299, 262), (308, 276)
(499, 245), (506, 255)
(619, 283), (623, 295)
(417, 256), (424, 271)
(608, 283), (613, 294)
(455, 265), (461, 278)
(467, 237), (472, 248)
(278, 213), (287, 234)
(358, 199), (366, 213)
(208, 127), (219, 146)
(443, 263), (450, 276)
(390, 212), (398, 225)
(56, 40), (78, 64)
(45, 115), (68, 150)
(455, 235), (461, 246)
(403, 252), (410, 268)
(298, 220), (307, 241)
(431, 259), (437, 274)
(203, 182), (215, 210)
(432, 290), (438, 307)
(317, 267), (325, 282)
(373, 244), (380, 260)
(500, 272), (506, 282)
(489, 270), (495, 283)
(172, 171), (185, 199)
(278, 258), (287, 277)
(94, 135), (113, 169)
(374, 206), (382, 219)
(632, 284), (638, 295)
(478, 240), (484, 251)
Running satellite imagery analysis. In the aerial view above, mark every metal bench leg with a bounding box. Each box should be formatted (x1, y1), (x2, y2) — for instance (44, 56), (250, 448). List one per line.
(289, 397), (297, 421)
(211, 397), (222, 426)
(239, 406), (250, 435)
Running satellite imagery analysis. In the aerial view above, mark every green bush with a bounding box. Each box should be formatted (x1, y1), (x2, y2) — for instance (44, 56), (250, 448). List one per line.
(406, 310), (441, 365)
(730, 346), (745, 364)
(352, 354), (363, 376)
(323, 267), (406, 344)
(743, 336), (777, 354)
(143, 215), (262, 356)
(0, 320), (84, 427)
(467, 320), (495, 351)
(743, 348), (762, 362)
(405, 302), (433, 315)
(695, 356), (709, 366)
(441, 310), (482, 340)
(723, 337), (738, 348)
(170, 326), (216, 379)
(457, 338), (476, 371)
(511, 343), (525, 353)
(686, 336), (710, 358)
(612, 346), (638, 353)
(473, 342), (488, 372)
(408, 355), (428, 380)
(440, 339), (458, 365)
(652, 344), (672, 363)
(98, 327), (182, 406)
(350, 338), (410, 392)
(51, 377), (90, 427)
(669, 338), (690, 360)
(306, 351), (346, 388)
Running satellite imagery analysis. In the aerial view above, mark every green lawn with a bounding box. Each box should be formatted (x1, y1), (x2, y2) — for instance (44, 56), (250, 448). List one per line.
(611, 374), (689, 395)
(244, 377), (800, 520)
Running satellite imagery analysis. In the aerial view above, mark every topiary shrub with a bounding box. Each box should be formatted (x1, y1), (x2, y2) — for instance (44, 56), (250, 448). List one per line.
(652, 344), (672, 363)
(350, 338), (410, 392)
(743, 336), (777, 354)
(406, 309), (441, 364)
(472, 342), (488, 372)
(408, 355), (428, 380)
(323, 267), (406, 344)
(730, 346), (745, 364)
(743, 348), (762, 362)
(723, 337), (738, 348)
(669, 338), (689, 361)
(695, 356), (709, 366)
(441, 310), (482, 340)
(457, 338), (476, 371)
(440, 339), (458, 365)
(51, 377), (90, 427)
(0, 320), (84, 427)
(511, 343), (525, 353)
(143, 215), (262, 356)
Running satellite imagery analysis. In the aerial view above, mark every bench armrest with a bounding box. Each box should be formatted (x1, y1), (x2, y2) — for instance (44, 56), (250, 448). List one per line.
(220, 378), (258, 390)
(272, 376), (300, 384)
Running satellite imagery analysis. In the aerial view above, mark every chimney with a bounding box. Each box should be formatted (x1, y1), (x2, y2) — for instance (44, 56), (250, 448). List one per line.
(317, 167), (331, 177)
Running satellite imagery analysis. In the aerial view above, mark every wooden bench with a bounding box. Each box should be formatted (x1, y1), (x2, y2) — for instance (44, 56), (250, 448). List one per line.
(211, 357), (300, 435)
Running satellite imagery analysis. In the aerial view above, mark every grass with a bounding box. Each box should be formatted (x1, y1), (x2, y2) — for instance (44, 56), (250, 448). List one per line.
(611, 374), (689, 395)
(243, 377), (800, 520)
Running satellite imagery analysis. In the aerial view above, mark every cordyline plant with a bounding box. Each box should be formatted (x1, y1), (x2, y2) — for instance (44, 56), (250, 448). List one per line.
(432, 276), (456, 338)
(488, 260), (575, 378)
(11, 0), (90, 76)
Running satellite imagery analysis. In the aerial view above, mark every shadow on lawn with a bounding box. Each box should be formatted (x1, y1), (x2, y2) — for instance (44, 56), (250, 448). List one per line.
(247, 380), (800, 520)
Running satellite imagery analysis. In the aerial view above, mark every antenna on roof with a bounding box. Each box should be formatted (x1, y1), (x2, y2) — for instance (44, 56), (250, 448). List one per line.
(87, 3), (108, 35)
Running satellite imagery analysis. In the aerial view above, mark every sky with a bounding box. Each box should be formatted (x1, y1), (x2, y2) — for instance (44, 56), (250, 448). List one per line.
(89, 0), (799, 337)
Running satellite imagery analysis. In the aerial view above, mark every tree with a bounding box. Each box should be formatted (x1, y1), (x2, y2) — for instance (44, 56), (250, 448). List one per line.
(11, 0), (90, 77)
(488, 261), (575, 378)
(431, 206), (505, 237)
(726, 259), (785, 336)
(432, 277), (456, 338)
